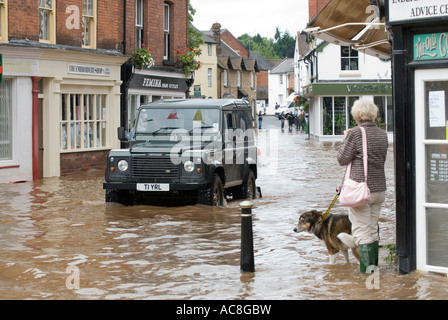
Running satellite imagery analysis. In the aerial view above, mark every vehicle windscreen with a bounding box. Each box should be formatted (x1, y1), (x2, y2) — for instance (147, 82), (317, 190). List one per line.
(135, 108), (221, 135)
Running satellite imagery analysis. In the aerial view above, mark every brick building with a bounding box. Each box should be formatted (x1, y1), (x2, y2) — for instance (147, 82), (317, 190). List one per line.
(198, 23), (258, 117)
(0, 0), (188, 183)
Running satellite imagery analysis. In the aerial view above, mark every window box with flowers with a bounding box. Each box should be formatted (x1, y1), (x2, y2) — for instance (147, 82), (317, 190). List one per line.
(130, 44), (155, 69)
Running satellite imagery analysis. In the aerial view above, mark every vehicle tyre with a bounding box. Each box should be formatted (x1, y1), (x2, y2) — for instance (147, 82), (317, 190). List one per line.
(231, 169), (256, 200)
(242, 169), (256, 200)
(105, 189), (133, 206)
(198, 173), (224, 206)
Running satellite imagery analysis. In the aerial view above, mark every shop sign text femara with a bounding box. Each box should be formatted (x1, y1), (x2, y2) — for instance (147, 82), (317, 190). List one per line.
(414, 33), (448, 61)
(388, 0), (448, 23)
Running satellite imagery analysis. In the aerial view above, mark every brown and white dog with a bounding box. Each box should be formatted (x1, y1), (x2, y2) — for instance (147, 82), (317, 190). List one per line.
(293, 210), (359, 264)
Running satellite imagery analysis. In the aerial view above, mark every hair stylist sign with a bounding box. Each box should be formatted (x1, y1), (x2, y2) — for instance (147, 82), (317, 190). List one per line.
(388, 0), (448, 24)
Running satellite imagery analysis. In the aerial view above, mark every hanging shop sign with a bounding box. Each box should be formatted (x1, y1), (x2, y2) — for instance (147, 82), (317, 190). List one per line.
(414, 32), (448, 61)
(388, 0), (448, 24)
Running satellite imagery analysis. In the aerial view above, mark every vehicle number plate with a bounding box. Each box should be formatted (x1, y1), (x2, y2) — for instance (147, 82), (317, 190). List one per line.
(137, 183), (169, 191)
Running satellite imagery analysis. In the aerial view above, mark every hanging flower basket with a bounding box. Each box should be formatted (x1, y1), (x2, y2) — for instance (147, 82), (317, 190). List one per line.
(130, 44), (155, 69)
(177, 48), (202, 77)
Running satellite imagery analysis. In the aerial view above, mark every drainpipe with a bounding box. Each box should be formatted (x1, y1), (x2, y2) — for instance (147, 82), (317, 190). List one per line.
(122, 0), (127, 55)
(32, 76), (41, 181)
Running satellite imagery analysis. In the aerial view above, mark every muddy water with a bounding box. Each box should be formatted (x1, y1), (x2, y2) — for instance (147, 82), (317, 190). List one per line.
(1, 116), (447, 300)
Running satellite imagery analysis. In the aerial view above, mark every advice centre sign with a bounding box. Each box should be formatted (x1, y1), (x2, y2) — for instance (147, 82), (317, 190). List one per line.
(389, 0), (448, 24)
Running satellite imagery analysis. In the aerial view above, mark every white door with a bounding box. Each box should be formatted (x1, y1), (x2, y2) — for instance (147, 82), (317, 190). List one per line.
(415, 69), (448, 275)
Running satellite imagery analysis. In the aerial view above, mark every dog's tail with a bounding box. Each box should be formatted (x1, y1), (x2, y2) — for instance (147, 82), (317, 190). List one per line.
(337, 232), (356, 248)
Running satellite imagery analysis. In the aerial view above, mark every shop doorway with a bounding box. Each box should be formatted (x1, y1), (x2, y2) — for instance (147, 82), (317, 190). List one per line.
(415, 69), (448, 275)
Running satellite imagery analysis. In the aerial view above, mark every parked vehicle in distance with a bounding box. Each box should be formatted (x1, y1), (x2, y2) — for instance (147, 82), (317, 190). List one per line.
(103, 99), (258, 206)
(274, 101), (295, 117)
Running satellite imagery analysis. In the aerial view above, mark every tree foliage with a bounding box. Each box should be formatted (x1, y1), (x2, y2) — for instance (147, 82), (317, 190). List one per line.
(238, 27), (295, 59)
(187, 1), (204, 50)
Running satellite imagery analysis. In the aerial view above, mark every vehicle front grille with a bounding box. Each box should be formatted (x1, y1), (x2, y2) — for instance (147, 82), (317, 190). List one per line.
(131, 157), (180, 179)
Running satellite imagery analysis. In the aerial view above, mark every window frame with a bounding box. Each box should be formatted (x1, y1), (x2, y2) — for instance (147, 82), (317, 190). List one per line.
(0, 78), (13, 161)
(0, 0), (8, 42)
(38, 0), (56, 44)
(207, 68), (212, 87)
(82, 0), (97, 49)
(60, 93), (107, 152)
(163, 3), (170, 61)
(223, 69), (228, 87)
(135, 0), (144, 48)
(341, 46), (359, 71)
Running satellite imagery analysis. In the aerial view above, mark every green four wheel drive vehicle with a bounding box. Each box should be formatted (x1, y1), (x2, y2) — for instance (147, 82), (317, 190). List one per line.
(103, 99), (258, 206)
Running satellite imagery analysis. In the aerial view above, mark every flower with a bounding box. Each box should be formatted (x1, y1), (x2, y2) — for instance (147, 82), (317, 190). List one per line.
(178, 48), (202, 77)
(130, 45), (155, 69)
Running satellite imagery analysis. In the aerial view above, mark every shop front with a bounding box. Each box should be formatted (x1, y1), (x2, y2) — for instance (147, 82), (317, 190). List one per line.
(304, 82), (393, 141)
(304, 0), (448, 274)
(387, 0), (448, 274)
(0, 44), (126, 182)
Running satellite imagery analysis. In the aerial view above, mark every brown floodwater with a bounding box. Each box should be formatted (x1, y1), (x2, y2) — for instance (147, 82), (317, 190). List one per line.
(0, 116), (447, 300)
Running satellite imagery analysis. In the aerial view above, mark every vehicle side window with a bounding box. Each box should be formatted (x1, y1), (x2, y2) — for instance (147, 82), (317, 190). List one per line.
(223, 112), (233, 142)
(234, 111), (247, 131)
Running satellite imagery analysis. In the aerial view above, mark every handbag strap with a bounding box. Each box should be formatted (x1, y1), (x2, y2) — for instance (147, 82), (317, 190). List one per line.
(344, 126), (368, 182)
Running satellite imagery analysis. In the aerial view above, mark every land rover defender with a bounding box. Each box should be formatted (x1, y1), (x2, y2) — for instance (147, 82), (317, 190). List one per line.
(103, 99), (258, 206)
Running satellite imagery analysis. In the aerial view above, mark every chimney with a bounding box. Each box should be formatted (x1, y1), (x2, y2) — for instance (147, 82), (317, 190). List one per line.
(212, 23), (221, 45)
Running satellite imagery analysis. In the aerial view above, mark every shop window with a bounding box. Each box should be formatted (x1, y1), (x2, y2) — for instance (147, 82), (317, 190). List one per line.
(135, 0), (144, 48)
(163, 3), (170, 60)
(322, 97), (333, 135)
(0, 0), (8, 42)
(341, 46), (358, 71)
(39, 0), (55, 44)
(82, 0), (97, 48)
(60, 93), (107, 151)
(334, 97), (346, 135)
(0, 79), (12, 160)
(322, 96), (358, 136)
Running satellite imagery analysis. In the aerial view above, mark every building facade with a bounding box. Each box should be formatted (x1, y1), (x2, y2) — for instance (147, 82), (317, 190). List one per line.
(297, 37), (392, 141)
(267, 58), (295, 115)
(189, 28), (218, 99)
(203, 23), (259, 117)
(0, 0), (189, 183)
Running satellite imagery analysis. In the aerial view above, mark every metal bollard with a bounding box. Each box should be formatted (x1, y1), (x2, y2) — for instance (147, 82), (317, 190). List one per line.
(240, 200), (255, 272)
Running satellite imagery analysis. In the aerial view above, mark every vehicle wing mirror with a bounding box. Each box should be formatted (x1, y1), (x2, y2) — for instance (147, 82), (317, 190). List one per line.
(117, 127), (126, 141)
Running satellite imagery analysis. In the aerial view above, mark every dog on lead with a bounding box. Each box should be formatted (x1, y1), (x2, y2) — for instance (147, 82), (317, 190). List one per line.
(293, 210), (359, 264)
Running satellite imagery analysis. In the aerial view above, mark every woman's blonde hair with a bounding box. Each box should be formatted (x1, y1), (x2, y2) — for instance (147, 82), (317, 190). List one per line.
(351, 99), (378, 122)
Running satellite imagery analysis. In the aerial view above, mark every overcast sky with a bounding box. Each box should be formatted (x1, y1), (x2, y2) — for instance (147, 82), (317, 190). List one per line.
(189, 0), (310, 39)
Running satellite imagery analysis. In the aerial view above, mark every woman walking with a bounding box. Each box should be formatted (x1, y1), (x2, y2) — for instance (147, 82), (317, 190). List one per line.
(337, 99), (388, 273)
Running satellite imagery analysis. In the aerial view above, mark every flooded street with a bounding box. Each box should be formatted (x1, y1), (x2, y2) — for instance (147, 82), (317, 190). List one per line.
(1, 116), (447, 300)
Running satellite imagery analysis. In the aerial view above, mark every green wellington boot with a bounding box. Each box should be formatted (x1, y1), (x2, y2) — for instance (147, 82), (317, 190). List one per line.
(359, 242), (378, 273)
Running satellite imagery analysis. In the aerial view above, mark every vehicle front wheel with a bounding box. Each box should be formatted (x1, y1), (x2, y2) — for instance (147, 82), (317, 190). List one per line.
(105, 189), (133, 206)
(198, 174), (224, 206)
(231, 169), (256, 200)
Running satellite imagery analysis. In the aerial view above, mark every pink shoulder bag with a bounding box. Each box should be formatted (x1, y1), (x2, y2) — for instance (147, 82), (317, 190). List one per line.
(339, 127), (371, 207)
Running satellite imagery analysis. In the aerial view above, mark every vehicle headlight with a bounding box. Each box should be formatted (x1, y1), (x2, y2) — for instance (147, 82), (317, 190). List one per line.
(117, 160), (129, 172)
(184, 160), (195, 172)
